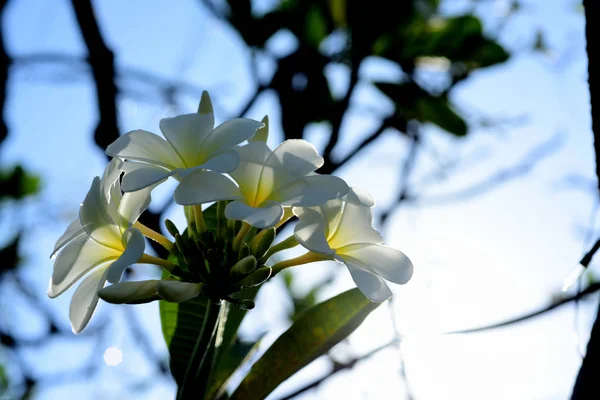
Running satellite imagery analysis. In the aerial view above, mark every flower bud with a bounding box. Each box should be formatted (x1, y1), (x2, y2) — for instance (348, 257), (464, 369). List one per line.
(250, 228), (276, 259)
(249, 115), (269, 143)
(157, 281), (203, 303)
(238, 243), (251, 260)
(98, 280), (160, 304)
(237, 266), (272, 288)
(230, 255), (257, 277)
(197, 90), (213, 115)
(164, 219), (180, 237)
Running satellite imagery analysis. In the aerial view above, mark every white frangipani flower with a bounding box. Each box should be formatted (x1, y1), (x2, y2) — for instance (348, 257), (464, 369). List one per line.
(106, 91), (263, 193)
(174, 139), (349, 229)
(292, 187), (413, 302)
(49, 159), (154, 333)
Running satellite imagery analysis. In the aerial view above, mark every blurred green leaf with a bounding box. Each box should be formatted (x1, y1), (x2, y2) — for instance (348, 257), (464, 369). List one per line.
(380, 14), (509, 71)
(328, 0), (346, 27)
(230, 288), (380, 400)
(0, 364), (8, 395)
(282, 271), (334, 321)
(304, 5), (328, 48)
(0, 165), (40, 201)
(376, 82), (467, 136)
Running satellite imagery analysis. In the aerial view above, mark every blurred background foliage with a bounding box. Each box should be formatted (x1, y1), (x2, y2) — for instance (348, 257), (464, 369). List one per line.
(1, 0), (595, 399)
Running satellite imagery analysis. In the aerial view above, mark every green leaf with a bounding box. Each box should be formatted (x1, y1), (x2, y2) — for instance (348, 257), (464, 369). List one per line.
(230, 288), (380, 400)
(206, 338), (261, 399)
(160, 294), (213, 384)
(375, 82), (467, 136)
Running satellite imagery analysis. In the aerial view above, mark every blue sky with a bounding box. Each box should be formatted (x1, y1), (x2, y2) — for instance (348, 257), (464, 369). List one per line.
(0, 0), (595, 399)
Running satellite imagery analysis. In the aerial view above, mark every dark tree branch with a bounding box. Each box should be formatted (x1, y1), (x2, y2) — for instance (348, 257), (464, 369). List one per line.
(320, 118), (391, 175)
(571, 1), (600, 398)
(71, 0), (119, 157)
(406, 132), (564, 206)
(381, 121), (420, 224)
(12, 52), (208, 101)
(322, 62), (360, 166)
(446, 283), (600, 335)
(0, 0), (10, 146)
(275, 339), (400, 400)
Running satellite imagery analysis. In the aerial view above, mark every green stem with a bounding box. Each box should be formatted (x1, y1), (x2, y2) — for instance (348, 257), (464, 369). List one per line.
(133, 221), (174, 250)
(270, 252), (334, 276)
(232, 222), (251, 251)
(216, 201), (227, 238)
(138, 253), (176, 273)
(177, 301), (222, 400)
(259, 236), (299, 264)
(193, 204), (206, 234)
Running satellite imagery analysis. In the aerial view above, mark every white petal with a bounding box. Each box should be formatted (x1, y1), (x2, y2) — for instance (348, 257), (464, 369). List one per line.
(69, 264), (109, 334)
(49, 235), (121, 298)
(279, 174), (348, 207)
(271, 179), (308, 206)
(159, 113), (214, 166)
(101, 158), (124, 205)
(51, 218), (86, 258)
(98, 280), (159, 304)
(229, 142), (273, 206)
(175, 170), (242, 205)
(337, 243), (413, 285)
(199, 149), (240, 173)
(268, 140), (324, 188)
(200, 118), (263, 157)
(79, 177), (122, 249)
(106, 129), (183, 169)
(117, 185), (153, 231)
(225, 200), (284, 229)
(157, 281), (201, 302)
(120, 162), (177, 192)
(344, 262), (392, 302)
(348, 186), (376, 207)
(327, 189), (383, 248)
(293, 208), (334, 254)
(106, 228), (146, 284)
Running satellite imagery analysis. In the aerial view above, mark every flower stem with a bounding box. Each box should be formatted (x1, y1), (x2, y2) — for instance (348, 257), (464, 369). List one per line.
(133, 221), (174, 250)
(259, 235), (299, 264)
(232, 222), (251, 251)
(138, 253), (176, 273)
(274, 207), (295, 230)
(193, 204), (206, 234)
(216, 201), (227, 238)
(270, 252), (334, 276)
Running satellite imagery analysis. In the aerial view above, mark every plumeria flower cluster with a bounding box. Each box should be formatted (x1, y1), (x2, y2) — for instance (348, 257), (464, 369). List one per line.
(49, 91), (413, 333)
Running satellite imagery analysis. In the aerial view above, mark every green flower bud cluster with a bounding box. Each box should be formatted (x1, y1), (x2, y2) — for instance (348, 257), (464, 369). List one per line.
(161, 202), (277, 308)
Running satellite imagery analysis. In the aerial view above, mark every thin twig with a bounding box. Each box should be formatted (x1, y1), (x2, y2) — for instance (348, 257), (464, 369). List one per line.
(445, 283), (600, 335)
(275, 339), (401, 400)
